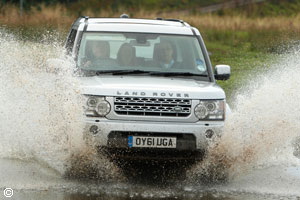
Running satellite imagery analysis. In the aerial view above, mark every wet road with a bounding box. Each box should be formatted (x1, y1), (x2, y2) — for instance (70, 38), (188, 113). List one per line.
(1, 158), (300, 200)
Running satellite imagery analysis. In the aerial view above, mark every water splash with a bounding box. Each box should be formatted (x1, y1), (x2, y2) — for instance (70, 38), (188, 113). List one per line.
(0, 29), (120, 182)
(187, 50), (300, 192)
(1, 28), (300, 198)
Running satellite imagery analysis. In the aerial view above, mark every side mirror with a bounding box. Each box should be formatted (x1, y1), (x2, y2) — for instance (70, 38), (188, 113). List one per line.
(214, 65), (231, 80)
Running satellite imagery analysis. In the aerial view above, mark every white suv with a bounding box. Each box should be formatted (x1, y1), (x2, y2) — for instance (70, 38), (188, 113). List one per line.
(65, 15), (231, 161)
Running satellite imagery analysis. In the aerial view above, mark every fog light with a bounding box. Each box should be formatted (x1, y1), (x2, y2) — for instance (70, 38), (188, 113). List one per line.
(205, 129), (214, 139)
(89, 125), (99, 135)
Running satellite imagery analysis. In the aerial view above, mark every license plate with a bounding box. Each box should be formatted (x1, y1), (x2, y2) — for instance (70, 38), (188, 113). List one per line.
(128, 136), (176, 148)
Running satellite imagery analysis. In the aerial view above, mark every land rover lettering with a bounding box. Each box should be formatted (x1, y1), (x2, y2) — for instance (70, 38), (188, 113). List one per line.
(116, 91), (190, 98)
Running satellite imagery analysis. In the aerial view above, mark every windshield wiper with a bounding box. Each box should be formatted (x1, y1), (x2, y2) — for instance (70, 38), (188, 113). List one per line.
(95, 70), (150, 75)
(149, 71), (208, 77)
(94, 70), (208, 77)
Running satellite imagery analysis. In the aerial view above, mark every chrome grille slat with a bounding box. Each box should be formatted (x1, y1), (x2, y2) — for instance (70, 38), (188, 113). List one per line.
(114, 97), (191, 117)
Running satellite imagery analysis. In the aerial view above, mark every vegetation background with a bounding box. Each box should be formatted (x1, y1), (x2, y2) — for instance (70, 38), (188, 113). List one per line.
(1, 0), (300, 102)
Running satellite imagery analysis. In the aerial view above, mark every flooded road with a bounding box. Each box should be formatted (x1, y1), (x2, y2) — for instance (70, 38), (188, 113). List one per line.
(0, 29), (300, 199)
(1, 158), (300, 199)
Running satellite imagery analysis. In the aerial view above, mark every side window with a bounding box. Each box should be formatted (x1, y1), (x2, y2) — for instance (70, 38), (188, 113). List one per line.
(66, 29), (77, 54)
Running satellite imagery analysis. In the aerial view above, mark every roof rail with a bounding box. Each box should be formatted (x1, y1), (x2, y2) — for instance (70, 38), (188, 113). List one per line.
(70, 16), (88, 27)
(156, 17), (186, 26)
(83, 16), (89, 31)
(73, 16), (88, 24)
(120, 13), (129, 18)
(82, 16), (89, 21)
(76, 16), (88, 21)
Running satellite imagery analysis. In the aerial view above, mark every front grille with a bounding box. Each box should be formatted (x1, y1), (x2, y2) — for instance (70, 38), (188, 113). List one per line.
(114, 97), (191, 117)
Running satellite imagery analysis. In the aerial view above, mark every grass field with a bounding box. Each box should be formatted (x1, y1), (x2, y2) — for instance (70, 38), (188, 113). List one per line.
(1, 3), (299, 104)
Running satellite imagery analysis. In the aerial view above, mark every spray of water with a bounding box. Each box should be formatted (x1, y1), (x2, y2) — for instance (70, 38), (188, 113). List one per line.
(0, 29), (120, 183)
(187, 50), (300, 186)
(2, 27), (300, 198)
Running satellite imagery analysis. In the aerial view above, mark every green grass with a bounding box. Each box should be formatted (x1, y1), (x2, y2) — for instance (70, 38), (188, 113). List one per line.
(197, 28), (295, 105)
(228, 0), (300, 17)
(205, 38), (276, 105)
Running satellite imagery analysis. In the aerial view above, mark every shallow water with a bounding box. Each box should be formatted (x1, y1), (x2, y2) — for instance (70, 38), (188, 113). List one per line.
(1, 158), (299, 199)
(0, 29), (300, 200)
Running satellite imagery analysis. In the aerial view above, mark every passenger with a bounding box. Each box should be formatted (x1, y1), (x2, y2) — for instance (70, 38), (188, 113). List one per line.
(117, 43), (136, 66)
(155, 40), (180, 69)
(84, 41), (116, 67)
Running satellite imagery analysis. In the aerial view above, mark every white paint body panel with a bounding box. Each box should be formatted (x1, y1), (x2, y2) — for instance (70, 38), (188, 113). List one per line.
(85, 119), (224, 150)
(87, 18), (190, 27)
(215, 64), (231, 75)
(87, 24), (194, 35)
(80, 75), (225, 99)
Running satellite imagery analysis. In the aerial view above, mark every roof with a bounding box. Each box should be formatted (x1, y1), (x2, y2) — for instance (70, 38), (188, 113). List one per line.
(72, 17), (200, 36)
(77, 18), (190, 27)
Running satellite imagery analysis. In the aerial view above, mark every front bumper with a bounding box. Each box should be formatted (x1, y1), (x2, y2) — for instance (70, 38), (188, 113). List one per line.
(84, 118), (224, 152)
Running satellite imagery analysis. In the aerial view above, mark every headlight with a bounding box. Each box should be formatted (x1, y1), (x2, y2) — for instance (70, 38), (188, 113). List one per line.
(194, 100), (225, 120)
(85, 96), (111, 117)
(95, 100), (111, 116)
(194, 104), (208, 119)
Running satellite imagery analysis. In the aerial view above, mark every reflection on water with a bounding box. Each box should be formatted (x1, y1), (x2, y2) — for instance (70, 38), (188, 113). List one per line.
(12, 191), (249, 200)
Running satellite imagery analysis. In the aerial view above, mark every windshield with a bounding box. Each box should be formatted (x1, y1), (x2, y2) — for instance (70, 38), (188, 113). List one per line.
(77, 32), (208, 76)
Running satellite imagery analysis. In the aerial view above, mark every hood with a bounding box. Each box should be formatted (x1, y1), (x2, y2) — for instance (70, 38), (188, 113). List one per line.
(80, 75), (225, 99)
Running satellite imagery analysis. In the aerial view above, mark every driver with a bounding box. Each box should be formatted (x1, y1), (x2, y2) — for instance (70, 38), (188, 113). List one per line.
(155, 40), (180, 69)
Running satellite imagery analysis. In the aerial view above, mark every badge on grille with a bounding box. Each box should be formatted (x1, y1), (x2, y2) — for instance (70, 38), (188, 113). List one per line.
(173, 106), (183, 112)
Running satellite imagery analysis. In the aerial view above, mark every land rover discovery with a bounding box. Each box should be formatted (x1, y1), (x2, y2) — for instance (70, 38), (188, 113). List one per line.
(65, 15), (231, 161)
